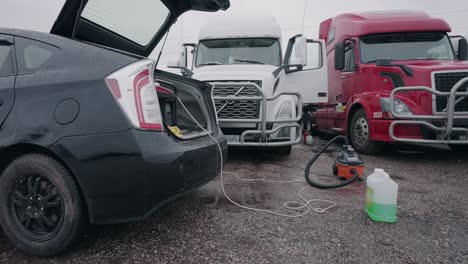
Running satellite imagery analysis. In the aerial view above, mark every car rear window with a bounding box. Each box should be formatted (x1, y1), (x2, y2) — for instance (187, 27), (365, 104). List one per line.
(0, 45), (14, 76)
(16, 37), (58, 74)
(81, 0), (170, 46)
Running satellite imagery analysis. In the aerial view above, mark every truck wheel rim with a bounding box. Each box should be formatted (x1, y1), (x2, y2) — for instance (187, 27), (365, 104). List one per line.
(354, 117), (369, 146)
(9, 173), (64, 240)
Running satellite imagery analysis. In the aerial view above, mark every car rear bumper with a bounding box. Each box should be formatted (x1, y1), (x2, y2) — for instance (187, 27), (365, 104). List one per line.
(50, 129), (227, 224)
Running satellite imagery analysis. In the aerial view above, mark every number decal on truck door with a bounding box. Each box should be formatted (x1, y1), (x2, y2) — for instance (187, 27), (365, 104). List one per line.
(373, 112), (383, 119)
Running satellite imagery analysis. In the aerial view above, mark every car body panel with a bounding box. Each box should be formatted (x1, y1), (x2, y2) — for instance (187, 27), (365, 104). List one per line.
(50, 129), (227, 224)
(0, 34), (16, 127)
(0, 28), (227, 224)
(0, 29), (137, 145)
(0, 76), (15, 128)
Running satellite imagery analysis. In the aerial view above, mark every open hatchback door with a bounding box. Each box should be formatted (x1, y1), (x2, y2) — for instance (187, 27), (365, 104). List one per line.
(51, 0), (230, 57)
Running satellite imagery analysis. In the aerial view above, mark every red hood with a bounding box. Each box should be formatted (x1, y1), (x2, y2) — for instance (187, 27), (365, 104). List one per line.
(361, 60), (468, 115)
(362, 60), (468, 89)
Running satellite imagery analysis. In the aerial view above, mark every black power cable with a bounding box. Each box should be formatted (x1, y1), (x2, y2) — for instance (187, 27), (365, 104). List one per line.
(305, 136), (360, 189)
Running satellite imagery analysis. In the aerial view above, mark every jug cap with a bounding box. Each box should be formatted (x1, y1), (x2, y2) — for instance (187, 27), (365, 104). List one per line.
(374, 168), (390, 179)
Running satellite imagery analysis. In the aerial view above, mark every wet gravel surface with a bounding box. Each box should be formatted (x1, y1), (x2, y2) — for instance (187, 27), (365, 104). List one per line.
(1, 139), (467, 263)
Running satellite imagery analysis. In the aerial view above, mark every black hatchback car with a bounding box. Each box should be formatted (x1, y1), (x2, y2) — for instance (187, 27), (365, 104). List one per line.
(0, 0), (229, 256)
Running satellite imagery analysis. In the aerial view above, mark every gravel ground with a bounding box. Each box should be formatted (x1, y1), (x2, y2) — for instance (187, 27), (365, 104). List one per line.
(0, 139), (467, 264)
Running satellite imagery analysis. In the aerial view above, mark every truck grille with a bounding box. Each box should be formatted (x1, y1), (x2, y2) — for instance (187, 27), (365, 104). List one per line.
(211, 81), (261, 120)
(434, 71), (468, 112)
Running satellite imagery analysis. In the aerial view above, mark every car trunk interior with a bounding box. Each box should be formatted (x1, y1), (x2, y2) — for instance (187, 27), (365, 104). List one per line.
(155, 72), (213, 139)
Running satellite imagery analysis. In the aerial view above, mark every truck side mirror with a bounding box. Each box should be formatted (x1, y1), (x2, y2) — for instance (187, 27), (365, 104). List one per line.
(458, 38), (468, 61)
(167, 46), (194, 77)
(276, 35), (307, 76)
(294, 36), (308, 66)
(179, 46), (188, 68)
(167, 58), (193, 77)
(334, 42), (345, 70)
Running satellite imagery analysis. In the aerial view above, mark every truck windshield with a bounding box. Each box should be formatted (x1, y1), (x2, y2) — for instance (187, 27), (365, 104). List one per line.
(195, 38), (281, 67)
(360, 32), (455, 63)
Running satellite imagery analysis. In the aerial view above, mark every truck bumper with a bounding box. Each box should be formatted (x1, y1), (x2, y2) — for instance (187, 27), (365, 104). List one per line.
(388, 78), (468, 145)
(212, 81), (303, 147)
(370, 119), (423, 142)
(223, 123), (302, 147)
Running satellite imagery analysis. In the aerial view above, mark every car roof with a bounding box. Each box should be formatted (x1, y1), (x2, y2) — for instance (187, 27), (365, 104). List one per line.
(1, 28), (44, 38)
(0, 27), (143, 60)
(0, 28), (65, 44)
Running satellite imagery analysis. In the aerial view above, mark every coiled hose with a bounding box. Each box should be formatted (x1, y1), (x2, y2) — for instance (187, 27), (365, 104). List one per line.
(304, 135), (360, 189)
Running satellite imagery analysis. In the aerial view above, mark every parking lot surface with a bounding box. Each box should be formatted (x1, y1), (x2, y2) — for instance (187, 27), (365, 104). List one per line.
(0, 139), (467, 264)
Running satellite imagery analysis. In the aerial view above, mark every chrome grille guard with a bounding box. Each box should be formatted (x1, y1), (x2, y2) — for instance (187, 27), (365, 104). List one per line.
(211, 82), (302, 147)
(389, 77), (468, 144)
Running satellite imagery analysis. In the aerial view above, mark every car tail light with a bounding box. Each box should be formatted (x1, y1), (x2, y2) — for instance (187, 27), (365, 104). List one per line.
(105, 59), (163, 131)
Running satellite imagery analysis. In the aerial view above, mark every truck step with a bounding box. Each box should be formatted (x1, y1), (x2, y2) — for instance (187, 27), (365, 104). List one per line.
(331, 127), (344, 133)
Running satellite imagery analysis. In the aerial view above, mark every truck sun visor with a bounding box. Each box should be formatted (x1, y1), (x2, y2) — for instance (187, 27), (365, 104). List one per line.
(162, 0), (230, 16)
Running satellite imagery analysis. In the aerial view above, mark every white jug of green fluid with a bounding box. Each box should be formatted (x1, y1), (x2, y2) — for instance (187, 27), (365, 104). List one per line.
(366, 169), (398, 223)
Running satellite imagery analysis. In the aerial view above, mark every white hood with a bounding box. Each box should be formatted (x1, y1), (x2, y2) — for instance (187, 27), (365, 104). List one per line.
(192, 64), (294, 119)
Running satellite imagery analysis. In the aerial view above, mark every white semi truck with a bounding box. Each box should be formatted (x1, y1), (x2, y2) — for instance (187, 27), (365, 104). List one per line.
(169, 17), (328, 155)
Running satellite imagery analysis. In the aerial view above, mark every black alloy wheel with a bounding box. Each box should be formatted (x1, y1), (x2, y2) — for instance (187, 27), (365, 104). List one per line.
(8, 173), (64, 241)
(0, 154), (85, 257)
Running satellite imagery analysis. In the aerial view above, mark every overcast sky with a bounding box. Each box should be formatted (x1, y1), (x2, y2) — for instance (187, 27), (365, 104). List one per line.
(1, 0), (467, 70)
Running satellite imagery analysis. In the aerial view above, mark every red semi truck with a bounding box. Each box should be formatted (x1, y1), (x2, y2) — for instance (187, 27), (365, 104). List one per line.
(312, 11), (468, 154)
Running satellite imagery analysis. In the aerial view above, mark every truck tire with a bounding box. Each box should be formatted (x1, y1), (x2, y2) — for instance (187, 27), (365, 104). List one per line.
(349, 109), (384, 155)
(0, 154), (85, 257)
(449, 145), (468, 152)
(274, 146), (292, 156)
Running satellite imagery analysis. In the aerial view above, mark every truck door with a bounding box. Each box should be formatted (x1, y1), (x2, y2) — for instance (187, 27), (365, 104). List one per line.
(282, 36), (328, 104)
(340, 41), (360, 102)
(0, 35), (16, 127)
(329, 40), (360, 133)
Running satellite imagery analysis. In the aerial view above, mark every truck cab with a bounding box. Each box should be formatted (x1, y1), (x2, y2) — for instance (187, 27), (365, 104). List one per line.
(169, 16), (328, 155)
(315, 11), (468, 154)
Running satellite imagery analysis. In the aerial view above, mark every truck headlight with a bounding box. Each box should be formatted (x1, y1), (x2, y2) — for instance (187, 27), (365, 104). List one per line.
(276, 101), (293, 120)
(380, 98), (413, 116)
(276, 101), (293, 138)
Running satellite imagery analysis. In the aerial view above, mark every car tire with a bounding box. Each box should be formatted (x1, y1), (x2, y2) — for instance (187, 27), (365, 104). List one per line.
(449, 145), (468, 152)
(0, 154), (85, 257)
(349, 109), (384, 155)
(274, 146), (292, 156)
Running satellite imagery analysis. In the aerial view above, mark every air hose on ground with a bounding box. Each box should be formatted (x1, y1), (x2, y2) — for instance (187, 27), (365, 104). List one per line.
(175, 95), (363, 217)
(304, 135), (363, 189)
